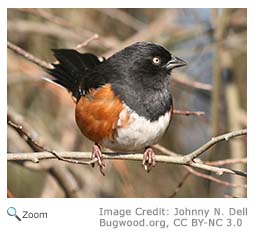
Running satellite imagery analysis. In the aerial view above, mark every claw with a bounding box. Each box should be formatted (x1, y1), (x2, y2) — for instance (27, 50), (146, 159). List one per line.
(143, 147), (156, 173)
(91, 144), (105, 176)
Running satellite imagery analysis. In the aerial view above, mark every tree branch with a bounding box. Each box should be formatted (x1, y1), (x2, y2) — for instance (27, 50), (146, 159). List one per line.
(169, 172), (190, 197)
(185, 166), (246, 189)
(7, 41), (53, 69)
(183, 129), (247, 162)
(8, 119), (94, 166)
(8, 105), (246, 177)
(8, 106), (246, 192)
(7, 150), (247, 177)
(153, 144), (246, 189)
(173, 110), (205, 116)
(16, 8), (116, 49)
(75, 34), (99, 50)
(7, 128), (247, 178)
(95, 8), (145, 31)
(205, 158), (246, 166)
(171, 74), (212, 92)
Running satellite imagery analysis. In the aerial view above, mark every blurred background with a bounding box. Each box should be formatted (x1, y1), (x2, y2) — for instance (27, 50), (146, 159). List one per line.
(7, 8), (247, 198)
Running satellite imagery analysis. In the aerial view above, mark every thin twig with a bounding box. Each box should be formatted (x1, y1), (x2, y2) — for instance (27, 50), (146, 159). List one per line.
(18, 8), (94, 38)
(7, 41), (53, 69)
(183, 129), (247, 162)
(7, 188), (14, 198)
(153, 144), (246, 188)
(95, 9), (145, 31)
(8, 20), (84, 43)
(16, 8), (115, 49)
(205, 158), (246, 166)
(7, 119), (93, 166)
(8, 40), (212, 92)
(171, 74), (212, 92)
(8, 108), (84, 197)
(75, 34), (99, 50)
(152, 144), (180, 156)
(173, 110), (205, 116)
(48, 164), (83, 198)
(154, 128), (247, 176)
(186, 166), (246, 189)
(224, 195), (239, 198)
(169, 172), (190, 197)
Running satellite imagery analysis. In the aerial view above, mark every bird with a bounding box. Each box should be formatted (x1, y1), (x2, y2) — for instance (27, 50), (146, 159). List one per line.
(45, 41), (186, 175)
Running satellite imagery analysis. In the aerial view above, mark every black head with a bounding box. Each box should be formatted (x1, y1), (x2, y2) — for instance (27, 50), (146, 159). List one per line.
(105, 42), (186, 121)
(108, 41), (186, 82)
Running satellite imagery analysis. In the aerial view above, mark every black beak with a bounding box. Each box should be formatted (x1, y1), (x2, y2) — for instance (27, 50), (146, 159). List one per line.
(165, 55), (187, 71)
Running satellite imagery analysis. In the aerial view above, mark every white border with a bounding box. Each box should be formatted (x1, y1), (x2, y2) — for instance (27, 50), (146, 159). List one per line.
(2, 0), (252, 8)
(0, 7), (7, 200)
(247, 9), (253, 198)
(1, 2), (252, 231)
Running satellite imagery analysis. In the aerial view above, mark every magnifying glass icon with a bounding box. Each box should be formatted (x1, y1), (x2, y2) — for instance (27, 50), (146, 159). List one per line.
(7, 207), (21, 221)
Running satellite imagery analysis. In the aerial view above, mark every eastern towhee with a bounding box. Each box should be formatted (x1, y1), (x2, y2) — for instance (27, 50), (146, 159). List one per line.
(46, 41), (186, 175)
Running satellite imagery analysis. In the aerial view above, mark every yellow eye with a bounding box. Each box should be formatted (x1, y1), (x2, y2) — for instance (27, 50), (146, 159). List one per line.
(152, 57), (161, 65)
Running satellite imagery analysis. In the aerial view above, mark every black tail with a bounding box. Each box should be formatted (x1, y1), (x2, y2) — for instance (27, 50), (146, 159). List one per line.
(47, 49), (102, 100)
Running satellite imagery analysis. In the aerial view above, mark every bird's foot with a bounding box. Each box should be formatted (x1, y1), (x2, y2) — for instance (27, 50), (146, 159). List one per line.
(91, 144), (105, 176)
(142, 147), (156, 173)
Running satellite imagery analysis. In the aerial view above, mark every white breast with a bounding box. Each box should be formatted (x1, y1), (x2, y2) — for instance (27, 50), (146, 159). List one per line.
(101, 105), (171, 151)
